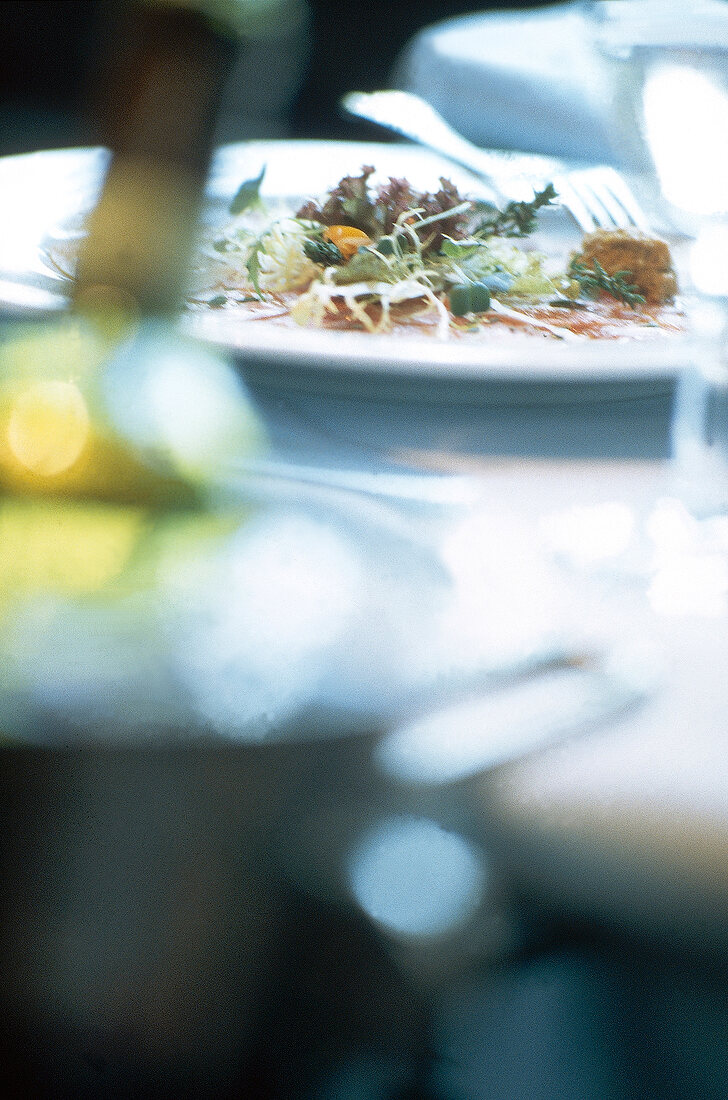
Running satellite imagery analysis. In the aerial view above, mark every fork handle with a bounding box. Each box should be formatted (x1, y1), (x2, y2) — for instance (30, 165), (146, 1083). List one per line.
(342, 89), (560, 204)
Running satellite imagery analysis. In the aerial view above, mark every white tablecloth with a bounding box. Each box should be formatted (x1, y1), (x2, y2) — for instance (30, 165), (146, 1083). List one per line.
(442, 455), (728, 954)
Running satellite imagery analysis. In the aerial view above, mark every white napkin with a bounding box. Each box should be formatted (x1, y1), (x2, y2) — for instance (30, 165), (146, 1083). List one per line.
(392, 2), (617, 165)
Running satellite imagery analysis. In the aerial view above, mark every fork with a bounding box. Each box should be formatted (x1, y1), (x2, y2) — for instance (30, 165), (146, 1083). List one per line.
(342, 89), (649, 235)
(551, 164), (650, 234)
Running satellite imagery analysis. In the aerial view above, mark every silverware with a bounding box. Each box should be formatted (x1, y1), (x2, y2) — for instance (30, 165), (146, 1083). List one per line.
(342, 89), (650, 233)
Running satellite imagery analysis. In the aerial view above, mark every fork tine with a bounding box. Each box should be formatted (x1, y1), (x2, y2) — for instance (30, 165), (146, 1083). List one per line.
(597, 167), (651, 232)
(568, 174), (624, 230)
(551, 174), (599, 234)
(553, 167), (649, 234)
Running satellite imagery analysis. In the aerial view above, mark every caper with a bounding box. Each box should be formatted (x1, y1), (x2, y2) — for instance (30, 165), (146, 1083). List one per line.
(449, 281), (491, 316)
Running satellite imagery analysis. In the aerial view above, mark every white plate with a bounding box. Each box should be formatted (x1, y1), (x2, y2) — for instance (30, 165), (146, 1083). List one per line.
(0, 140), (689, 396)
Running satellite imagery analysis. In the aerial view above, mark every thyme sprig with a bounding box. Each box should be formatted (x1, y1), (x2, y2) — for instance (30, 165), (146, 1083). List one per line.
(568, 258), (646, 307)
(474, 183), (557, 238)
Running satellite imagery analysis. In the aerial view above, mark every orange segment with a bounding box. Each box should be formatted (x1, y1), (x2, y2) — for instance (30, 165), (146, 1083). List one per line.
(323, 225), (371, 260)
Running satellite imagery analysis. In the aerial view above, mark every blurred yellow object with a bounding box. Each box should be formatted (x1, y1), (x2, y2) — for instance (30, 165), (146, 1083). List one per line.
(0, 317), (105, 381)
(0, 423), (197, 508)
(0, 406), (198, 508)
(0, 498), (146, 609)
(0, 494), (240, 611)
(74, 284), (142, 345)
(8, 381), (90, 477)
(0, 313), (265, 623)
(75, 160), (202, 319)
(0, 317), (266, 507)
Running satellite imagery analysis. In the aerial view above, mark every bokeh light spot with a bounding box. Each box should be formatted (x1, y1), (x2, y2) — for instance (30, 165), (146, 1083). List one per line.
(8, 381), (89, 476)
(347, 816), (486, 938)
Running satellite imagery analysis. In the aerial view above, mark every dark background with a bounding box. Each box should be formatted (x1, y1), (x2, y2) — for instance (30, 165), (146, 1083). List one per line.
(290, 0), (557, 138)
(0, 0), (558, 155)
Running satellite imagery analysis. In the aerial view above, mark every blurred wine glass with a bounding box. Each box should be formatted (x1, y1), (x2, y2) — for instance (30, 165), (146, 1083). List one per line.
(540, 0), (728, 607)
(588, 0), (728, 522)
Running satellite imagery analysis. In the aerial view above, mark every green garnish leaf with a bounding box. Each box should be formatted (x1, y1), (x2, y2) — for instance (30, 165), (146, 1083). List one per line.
(342, 197), (364, 221)
(331, 249), (391, 285)
(229, 164), (266, 216)
(208, 294), (227, 308)
(568, 258), (646, 307)
(246, 236), (265, 296)
(475, 183), (558, 238)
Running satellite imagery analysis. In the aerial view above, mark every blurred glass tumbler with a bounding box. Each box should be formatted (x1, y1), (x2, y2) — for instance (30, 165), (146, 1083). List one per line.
(587, 1), (728, 223)
(0, 458), (522, 1097)
(588, 0), (728, 517)
(672, 301), (728, 518)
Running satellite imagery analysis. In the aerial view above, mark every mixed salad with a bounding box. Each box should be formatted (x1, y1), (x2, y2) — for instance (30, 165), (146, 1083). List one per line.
(200, 165), (680, 341)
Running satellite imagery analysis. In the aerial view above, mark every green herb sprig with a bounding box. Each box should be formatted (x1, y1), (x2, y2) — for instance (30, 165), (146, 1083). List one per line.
(246, 232), (266, 295)
(474, 183), (557, 238)
(568, 258), (646, 307)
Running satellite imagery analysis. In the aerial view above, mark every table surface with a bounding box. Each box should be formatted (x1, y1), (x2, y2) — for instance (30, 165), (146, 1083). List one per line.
(417, 453), (728, 955)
